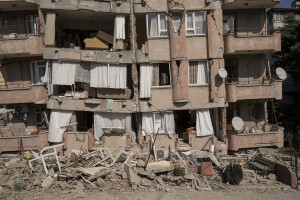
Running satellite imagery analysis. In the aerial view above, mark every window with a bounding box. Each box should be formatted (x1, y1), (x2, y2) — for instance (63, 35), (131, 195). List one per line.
(90, 63), (127, 89)
(275, 12), (288, 21)
(152, 63), (171, 87)
(186, 11), (206, 35)
(147, 13), (168, 38)
(30, 61), (46, 84)
(189, 61), (209, 85)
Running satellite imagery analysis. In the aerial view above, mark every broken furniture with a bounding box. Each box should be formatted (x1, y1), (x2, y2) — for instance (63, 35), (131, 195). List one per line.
(29, 143), (64, 175)
(82, 146), (131, 168)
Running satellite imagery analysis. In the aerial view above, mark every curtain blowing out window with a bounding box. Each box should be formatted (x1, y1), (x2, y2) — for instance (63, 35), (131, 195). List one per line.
(196, 109), (214, 137)
(140, 63), (153, 98)
(52, 61), (77, 85)
(142, 112), (175, 137)
(48, 110), (73, 142)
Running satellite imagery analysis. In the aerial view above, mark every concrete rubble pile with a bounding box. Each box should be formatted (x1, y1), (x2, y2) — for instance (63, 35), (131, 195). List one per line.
(0, 146), (298, 198)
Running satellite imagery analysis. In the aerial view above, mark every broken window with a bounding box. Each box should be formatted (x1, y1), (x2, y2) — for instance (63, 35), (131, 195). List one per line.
(142, 112), (175, 137)
(147, 13), (168, 38)
(90, 63), (127, 89)
(189, 61), (209, 85)
(186, 11), (206, 35)
(30, 61), (46, 84)
(152, 63), (171, 87)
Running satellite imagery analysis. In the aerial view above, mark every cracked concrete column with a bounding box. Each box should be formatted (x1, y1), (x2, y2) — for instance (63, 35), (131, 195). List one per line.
(167, 0), (189, 102)
(45, 11), (56, 47)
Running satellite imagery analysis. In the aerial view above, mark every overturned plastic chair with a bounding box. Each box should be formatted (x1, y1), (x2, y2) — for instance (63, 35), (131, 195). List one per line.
(29, 143), (64, 175)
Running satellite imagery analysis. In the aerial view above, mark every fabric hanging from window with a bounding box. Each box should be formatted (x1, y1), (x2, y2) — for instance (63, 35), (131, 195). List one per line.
(148, 14), (158, 37)
(109, 64), (127, 89)
(189, 61), (198, 84)
(94, 112), (131, 140)
(48, 110), (73, 142)
(152, 64), (160, 86)
(142, 112), (154, 136)
(140, 63), (153, 98)
(197, 61), (209, 84)
(164, 112), (175, 137)
(75, 62), (90, 83)
(43, 61), (49, 84)
(154, 113), (164, 133)
(196, 109), (214, 137)
(52, 61), (76, 85)
(90, 63), (108, 88)
(115, 15), (125, 40)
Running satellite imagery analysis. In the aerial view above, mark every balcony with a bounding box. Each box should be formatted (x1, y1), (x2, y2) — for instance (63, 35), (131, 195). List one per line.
(224, 32), (281, 55)
(222, 0), (280, 10)
(226, 80), (282, 102)
(0, 85), (47, 105)
(0, 35), (43, 58)
(227, 125), (284, 151)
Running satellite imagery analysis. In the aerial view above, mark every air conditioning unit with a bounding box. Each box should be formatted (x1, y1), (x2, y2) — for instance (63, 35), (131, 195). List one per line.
(155, 148), (169, 160)
(14, 105), (28, 113)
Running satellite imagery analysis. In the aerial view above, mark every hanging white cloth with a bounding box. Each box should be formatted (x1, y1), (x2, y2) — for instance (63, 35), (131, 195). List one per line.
(197, 61), (209, 84)
(164, 112), (175, 138)
(52, 61), (76, 85)
(115, 15), (125, 40)
(109, 64), (127, 89)
(140, 63), (153, 98)
(148, 14), (158, 37)
(154, 113), (164, 133)
(43, 61), (49, 84)
(142, 112), (154, 136)
(48, 110), (73, 142)
(196, 109), (214, 137)
(90, 63), (108, 88)
(94, 112), (131, 140)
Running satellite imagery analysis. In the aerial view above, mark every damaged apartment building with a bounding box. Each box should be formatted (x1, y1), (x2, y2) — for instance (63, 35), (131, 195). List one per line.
(0, 0), (284, 156)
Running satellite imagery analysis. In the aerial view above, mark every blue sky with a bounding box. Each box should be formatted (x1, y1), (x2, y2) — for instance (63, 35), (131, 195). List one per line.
(274, 0), (293, 8)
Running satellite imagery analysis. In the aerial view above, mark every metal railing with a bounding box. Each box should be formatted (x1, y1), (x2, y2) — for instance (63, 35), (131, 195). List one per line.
(0, 17), (40, 39)
(225, 76), (276, 85)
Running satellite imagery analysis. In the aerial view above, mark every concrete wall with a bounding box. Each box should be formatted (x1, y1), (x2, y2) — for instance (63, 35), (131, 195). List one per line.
(0, 35), (43, 58)
(186, 37), (208, 60)
(148, 39), (171, 62)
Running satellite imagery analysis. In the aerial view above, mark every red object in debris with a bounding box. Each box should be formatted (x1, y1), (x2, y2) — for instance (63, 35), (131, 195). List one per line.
(201, 161), (215, 176)
(31, 128), (41, 136)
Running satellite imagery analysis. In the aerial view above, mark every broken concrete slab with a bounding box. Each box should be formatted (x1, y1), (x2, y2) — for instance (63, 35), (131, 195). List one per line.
(5, 158), (26, 169)
(275, 162), (297, 189)
(96, 177), (106, 187)
(145, 161), (174, 174)
(87, 168), (111, 182)
(124, 163), (141, 185)
(200, 162), (215, 176)
(42, 176), (54, 189)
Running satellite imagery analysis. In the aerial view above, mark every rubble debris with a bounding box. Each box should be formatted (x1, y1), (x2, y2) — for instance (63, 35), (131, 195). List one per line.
(5, 158), (26, 169)
(124, 163), (141, 186)
(145, 161), (174, 173)
(42, 176), (54, 189)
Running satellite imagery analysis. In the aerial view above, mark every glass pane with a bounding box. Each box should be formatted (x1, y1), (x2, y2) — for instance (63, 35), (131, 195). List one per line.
(186, 12), (193, 28)
(187, 30), (194, 35)
(195, 11), (205, 34)
(31, 63), (36, 84)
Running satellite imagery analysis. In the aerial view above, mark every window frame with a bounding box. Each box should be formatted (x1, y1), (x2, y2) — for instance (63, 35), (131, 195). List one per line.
(185, 11), (207, 36)
(188, 60), (210, 86)
(30, 61), (46, 85)
(146, 13), (169, 39)
(151, 62), (172, 88)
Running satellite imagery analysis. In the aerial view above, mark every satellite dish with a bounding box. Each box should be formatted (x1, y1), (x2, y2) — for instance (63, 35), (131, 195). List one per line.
(232, 117), (244, 132)
(218, 68), (228, 79)
(276, 67), (287, 80)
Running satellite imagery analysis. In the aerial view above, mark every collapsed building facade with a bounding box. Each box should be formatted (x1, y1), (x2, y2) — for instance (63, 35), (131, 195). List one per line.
(0, 0), (284, 155)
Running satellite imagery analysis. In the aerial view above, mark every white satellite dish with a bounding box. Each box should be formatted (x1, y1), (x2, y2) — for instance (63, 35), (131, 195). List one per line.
(232, 117), (244, 132)
(218, 68), (228, 79)
(276, 67), (287, 80)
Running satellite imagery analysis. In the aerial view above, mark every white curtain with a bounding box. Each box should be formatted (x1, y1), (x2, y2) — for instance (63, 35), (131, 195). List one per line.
(154, 113), (164, 133)
(48, 110), (73, 142)
(94, 112), (131, 140)
(90, 63), (108, 88)
(52, 61), (76, 85)
(197, 61), (209, 84)
(142, 112), (154, 136)
(109, 64), (127, 89)
(148, 14), (158, 37)
(140, 63), (153, 98)
(115, 15), (125, 40)
(159, 14), (168, 36)
(195, 12), (205, 34)
(43, 61), (49, 84)
(164, 112), (175, 138)
(187, 12), (193, 35)
(196, 109), (214, 137)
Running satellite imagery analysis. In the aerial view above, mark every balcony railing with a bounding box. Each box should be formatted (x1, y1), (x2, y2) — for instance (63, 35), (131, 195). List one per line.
(226, 79), (282, 102)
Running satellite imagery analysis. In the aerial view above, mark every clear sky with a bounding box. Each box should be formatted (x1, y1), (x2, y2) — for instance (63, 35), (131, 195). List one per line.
(274, 0), (293, 8)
